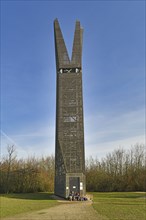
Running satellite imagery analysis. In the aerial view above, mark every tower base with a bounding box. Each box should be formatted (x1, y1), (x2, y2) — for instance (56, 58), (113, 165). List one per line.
(55, 173), (86, 199)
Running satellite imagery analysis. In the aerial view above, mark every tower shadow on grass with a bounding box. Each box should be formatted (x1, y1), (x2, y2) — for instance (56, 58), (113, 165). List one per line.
(2, 192), (55, 200)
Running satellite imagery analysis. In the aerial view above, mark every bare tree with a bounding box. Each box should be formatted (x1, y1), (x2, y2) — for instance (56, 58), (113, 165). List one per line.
(5, 145), (16, 193)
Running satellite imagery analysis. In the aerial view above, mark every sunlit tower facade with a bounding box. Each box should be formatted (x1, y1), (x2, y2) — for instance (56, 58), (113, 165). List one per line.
(54, 19), (86, 198)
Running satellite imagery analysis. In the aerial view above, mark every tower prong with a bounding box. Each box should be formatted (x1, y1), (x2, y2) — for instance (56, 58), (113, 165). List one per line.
(54, 19), (70, 68)
(71, 21), (83, 67)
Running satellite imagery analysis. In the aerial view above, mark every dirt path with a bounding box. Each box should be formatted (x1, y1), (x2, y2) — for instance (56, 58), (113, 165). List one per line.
(2, 201), (108, 220)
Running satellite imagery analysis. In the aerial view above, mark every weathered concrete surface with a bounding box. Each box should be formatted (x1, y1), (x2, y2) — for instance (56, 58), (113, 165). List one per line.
(2, 201), (108, 220)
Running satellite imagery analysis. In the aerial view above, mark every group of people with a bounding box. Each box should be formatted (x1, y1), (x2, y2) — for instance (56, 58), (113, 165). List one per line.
(68, 191), (80, 201)
(68, 191), (88, 201)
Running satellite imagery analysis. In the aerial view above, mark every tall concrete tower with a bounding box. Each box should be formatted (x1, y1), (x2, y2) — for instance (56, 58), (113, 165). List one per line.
(54, 19), (86, 198)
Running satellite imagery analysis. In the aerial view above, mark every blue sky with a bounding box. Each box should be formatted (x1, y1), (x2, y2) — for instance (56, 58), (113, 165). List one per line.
(1, 0), (145, 159)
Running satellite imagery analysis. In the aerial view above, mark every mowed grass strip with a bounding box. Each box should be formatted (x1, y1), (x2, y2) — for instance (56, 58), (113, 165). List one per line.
(0, 192), (59, 218)
(92, 192), (146, 220)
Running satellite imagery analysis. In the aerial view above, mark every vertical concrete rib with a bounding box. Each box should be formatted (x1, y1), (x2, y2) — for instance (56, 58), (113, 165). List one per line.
(71, 21), (83, 67)
(54, 19), (70, 67)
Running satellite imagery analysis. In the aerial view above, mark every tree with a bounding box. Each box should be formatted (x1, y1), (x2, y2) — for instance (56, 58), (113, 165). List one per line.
(5, 145), (16, 193)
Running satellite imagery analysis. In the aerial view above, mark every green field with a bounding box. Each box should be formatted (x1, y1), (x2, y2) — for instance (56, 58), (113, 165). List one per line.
(92, 192), (146, 220)
(0, 192), (146, 219)
(0, 192), (59, 218)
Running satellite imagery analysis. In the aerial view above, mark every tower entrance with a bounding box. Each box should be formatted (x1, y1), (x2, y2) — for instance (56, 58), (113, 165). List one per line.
(69, 177), (80, 193)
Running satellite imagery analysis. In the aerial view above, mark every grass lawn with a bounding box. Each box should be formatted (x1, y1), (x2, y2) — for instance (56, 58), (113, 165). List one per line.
(0, 192), (59, 218)
(91, 192), (146, 220)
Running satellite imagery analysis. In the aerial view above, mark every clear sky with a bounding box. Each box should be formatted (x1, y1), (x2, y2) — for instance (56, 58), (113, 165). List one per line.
(1, 0), (145, 159)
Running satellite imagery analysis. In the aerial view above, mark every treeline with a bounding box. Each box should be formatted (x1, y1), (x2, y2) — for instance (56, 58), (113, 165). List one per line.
(0, 146), (54, 193)
(86, 144), (146, 192)
(0, 144), (145, 193)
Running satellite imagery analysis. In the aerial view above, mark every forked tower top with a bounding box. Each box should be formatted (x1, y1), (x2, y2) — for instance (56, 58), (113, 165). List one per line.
(54, 19), (83, 69)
